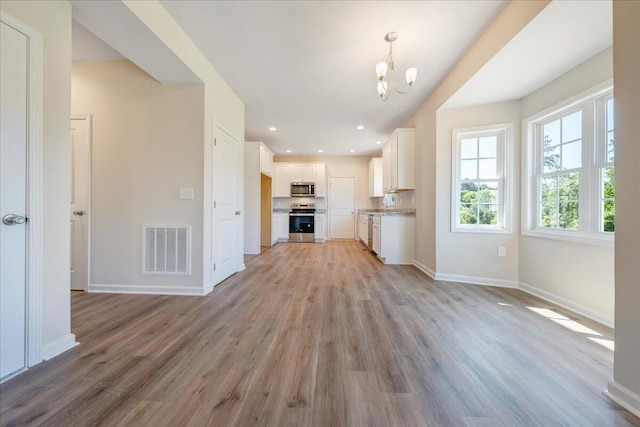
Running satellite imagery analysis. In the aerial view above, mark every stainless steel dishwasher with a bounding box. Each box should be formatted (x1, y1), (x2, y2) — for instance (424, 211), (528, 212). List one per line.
(367, 214), (374, 250)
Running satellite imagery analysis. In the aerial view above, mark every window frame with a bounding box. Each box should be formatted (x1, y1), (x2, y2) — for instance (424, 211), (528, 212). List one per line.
(522, 80), (614, 246)
(451, 124), (511, 234)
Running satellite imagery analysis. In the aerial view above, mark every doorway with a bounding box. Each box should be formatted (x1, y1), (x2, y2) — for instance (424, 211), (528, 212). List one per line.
(70, 115), (91, 291)
(260, 174), (272, 247)
(328, 176), (356, 239)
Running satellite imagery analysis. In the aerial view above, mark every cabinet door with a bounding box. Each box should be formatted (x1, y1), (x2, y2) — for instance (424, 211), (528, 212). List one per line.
(272, 214), (280, 244)
(369, 158), (383, 197)
(300, 164), (315, 182)
(315, 214), (325, 240)
(383, 142), (392, 192)
(260, 145), (273, 176)
(314, 164), (326, 197)
(274, 164), (295, 197)
(279, 214), (290, 240)
(390, 137), (398, 190)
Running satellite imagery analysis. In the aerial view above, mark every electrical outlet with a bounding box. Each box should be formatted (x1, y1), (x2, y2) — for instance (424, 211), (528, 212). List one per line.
(498, 246), (506, 257)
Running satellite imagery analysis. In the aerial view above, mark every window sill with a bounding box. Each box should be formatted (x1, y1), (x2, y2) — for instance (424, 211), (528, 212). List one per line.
(452, 226), (511, 235)
(521, 229), (614, 247)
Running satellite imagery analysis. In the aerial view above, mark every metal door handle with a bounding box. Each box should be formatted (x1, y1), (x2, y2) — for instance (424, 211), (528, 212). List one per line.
(73, 211), (85, 216)
(2, 214), (26, 225)
(235, 211), (241, 215)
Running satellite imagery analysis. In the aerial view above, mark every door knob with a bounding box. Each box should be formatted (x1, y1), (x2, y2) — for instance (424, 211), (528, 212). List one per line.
(73, 210), (85, 216)
(235, 211), (241, 216)
(2, 214), (26, 225)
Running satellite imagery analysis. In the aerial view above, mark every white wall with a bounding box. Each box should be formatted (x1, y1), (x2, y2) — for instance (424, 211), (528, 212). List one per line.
(435, 101), (521, 286)
(71, 60), (205, 292)
(273, 156), (380, 212)
(519, 47), (614, 325)
(411, 1), (551, 275)
(0, 0), (76, 359)
(608, 0), (640, 414)
(122, 1), (245, 290)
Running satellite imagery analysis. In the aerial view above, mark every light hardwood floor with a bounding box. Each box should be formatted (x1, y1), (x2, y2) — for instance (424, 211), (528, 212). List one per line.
(1, 241), (638, 426)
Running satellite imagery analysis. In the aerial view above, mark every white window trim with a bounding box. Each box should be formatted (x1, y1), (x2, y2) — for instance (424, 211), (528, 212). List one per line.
(522, 80), (614, 247)
(451, 123), (512, 234)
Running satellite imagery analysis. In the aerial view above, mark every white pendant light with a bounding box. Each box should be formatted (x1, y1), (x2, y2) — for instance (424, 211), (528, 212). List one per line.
(375, 32), (417, 101)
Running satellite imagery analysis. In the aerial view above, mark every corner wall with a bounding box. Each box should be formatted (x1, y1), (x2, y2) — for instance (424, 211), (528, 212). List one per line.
(0, 0), (76, 359)
(519, 48), (614, 325)
(411, 1), (550, 275)
(607, 0), (640, 416)
(71, 60), (205, 293)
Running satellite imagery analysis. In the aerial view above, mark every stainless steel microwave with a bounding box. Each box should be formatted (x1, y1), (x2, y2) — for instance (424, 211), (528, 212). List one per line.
(290, 182), (315, 197)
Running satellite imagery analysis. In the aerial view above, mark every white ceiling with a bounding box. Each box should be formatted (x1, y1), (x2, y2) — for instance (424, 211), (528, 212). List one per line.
(157, 0), (509, 156)
(444, 0), (613, 109)
(70, 1), (612, 157)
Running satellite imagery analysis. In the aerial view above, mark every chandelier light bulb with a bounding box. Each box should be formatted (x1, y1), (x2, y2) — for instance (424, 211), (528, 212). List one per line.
(377, 81), (388, 97)
(406, 68), (417, 85)
(376, 62), (388, 80)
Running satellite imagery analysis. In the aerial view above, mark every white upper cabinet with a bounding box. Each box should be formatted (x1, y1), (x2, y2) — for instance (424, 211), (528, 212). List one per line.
(382, 128), (415, 193)
(273, 162), (327, 197)
(315, 163), (326, 197)
(259, 144), (274, 177)
(368, 157), (383, 198)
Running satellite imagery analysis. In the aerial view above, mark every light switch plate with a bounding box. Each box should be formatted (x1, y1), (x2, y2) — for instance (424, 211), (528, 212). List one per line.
(498, 246), (506, 257)
(178, 188), (195, 200)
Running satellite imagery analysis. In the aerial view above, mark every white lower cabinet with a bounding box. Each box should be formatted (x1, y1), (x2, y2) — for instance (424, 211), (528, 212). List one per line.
(372, 215), (414, 264)
(358, 214), (369, 245)
(315, 213), (326, 241)
(272, 213), (289, 245)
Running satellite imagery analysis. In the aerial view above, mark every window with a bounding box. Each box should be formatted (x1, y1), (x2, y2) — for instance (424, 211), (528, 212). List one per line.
(523, 82), (614, 244)
(452, 125), (510, 233)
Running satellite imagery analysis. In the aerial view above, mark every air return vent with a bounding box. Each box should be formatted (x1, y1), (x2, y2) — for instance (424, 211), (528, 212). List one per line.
(143, 225), (191, 275)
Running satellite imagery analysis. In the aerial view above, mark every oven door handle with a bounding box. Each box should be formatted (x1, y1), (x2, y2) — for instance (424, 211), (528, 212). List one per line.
(289, 213), (315, 217)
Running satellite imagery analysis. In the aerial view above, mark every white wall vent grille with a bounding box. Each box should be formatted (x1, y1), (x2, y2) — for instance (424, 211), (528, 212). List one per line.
(142, 225), (191, 275)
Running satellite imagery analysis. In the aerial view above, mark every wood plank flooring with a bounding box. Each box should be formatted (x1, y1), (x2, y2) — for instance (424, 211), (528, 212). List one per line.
(1, 241), (638, 426)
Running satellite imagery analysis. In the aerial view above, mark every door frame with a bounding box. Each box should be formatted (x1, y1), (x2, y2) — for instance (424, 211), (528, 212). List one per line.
(1, 11), (44, 370)
(71, 114), (92, 291)
(328, 176), (357, 240)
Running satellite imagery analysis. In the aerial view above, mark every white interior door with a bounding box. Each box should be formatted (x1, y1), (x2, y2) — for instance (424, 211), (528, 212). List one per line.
(329, 177), (356, 239)
(70, 116), (90, 291)
(212, 125), (240, 284)
(1, 20), (28, 380)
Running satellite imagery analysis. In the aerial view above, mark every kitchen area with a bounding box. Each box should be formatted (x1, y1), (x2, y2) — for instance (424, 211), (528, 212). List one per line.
(244, 128), (416, 265)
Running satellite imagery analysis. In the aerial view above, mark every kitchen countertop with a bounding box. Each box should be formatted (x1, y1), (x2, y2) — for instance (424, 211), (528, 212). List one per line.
(358, 209), (415, 217)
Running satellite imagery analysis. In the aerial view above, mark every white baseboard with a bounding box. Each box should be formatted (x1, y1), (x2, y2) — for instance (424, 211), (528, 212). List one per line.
(518, 282), (613, 327)
(413, 260), (436, 279)
(604, 381), (640, 418)
(239, 263), (246, 271)
(42, 333), (78, 361)
(436, 273), (518, 289)
(89, 283), (207, 296)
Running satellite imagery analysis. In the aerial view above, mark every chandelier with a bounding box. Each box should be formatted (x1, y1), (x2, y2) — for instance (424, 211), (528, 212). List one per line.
(375, 32), (417, 101)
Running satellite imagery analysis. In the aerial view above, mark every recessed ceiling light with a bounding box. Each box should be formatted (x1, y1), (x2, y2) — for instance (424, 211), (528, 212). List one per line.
(269, 126), (277, 131)
(350, 149), (356, 153)
(376, 141), (382, 145)
(286, 150), (292, 153)
(356, 125), (365, 130)
(318, 149), (324, 153)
